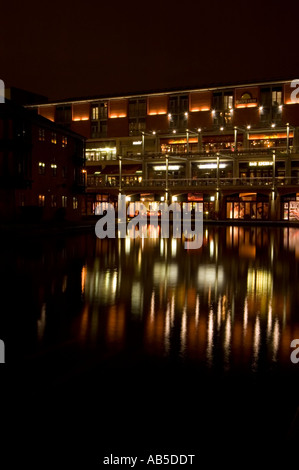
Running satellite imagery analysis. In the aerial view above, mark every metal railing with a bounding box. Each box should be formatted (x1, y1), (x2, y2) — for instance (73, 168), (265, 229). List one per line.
(86, 176), (299, 189)
(122, 146), (298, 160)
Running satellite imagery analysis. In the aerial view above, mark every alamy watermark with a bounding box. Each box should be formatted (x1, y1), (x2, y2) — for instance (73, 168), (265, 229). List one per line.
(290, 339), (299, 364)
(0, 79), (5, 104)
(0, 340), (5, 363)
(95, 195), (203, 249)
(291, 79), (299, 103)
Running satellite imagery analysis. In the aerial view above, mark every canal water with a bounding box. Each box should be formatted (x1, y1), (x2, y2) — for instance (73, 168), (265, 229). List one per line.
(1, 225), (299, 465)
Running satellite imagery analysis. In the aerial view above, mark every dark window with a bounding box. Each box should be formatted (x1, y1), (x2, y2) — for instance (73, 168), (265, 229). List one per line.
(56, 105), (71, 123)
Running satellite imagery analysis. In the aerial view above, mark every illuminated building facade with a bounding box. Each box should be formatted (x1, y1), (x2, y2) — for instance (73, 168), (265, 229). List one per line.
(0, 99), (85, 221)
(27, 78), (299, 221)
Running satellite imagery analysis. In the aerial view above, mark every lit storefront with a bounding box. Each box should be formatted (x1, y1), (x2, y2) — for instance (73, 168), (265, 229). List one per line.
(226, 193), (269, 220)
(282, 194), (299, 221)
(86, 141), (117, 161)
(148, 164), (184, 179)
(160, 135), (243, 154)
(248, 132), (293, 150)
(94, 194), (110, 215)
(87, 165), (142, 188)
(239, 161), (285, 180)
(195, 161), (233, 180)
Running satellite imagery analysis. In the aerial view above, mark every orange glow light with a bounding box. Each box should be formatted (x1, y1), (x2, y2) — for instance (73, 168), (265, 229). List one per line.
(190, 107), (210, 112)
(73, 117), (89, 121)
(169, 137), (198, 144)
(248, 132), (294, 140)
(109, 114), (127, 118)
(236, 103), (258, 109)
(148, 111), (167, 115)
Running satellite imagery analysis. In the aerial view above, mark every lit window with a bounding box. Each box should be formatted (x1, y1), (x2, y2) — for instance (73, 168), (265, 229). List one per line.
(62, 136), (67, 147)
(272, 90), (282, 106)
(73, 197), (78, 210)
(62, 196), (67, 208)
(51, 132), (57, 144)
(51, 163), (57, 176)
(224, 95), (233, 110)
(38, 195), (45, 207)
(38, 128), (45, 141)
(38, 162), (45, 175)
(92, 105), (99, 120)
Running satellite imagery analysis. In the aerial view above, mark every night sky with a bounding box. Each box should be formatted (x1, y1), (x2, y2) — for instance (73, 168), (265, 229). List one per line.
(1, 0), (299, 101)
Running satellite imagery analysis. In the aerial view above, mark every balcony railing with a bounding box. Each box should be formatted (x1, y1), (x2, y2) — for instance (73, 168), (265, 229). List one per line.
(124, 147), (298, 160)
(86, 176), (299, 190)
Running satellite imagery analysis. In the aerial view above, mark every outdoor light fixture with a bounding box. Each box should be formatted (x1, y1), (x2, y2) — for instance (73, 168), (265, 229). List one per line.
(198, 163), (227, 169)
(172, 196), (178, 202)
(247, 125), (251, 129)
(259, 106), (263, 112)
(173, 130), (176, 134)
(184, 112), (188, 117)
(168, 113), (172, 118)
(197, 128), (201, 132)
(152, 131), (156, 135)
(160, 196), (164, 201)
(212, 110), (215, 115)
(271, 123), (276, 128)
(279, 105), (283, 111)
(220, 127), (224, 131)
(153, 165), (180, 171)
(210, 196), (215, 201)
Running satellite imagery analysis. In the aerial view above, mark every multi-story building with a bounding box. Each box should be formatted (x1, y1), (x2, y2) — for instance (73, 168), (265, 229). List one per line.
(0, 99), (85, 222)
(27, 79), (299, 221)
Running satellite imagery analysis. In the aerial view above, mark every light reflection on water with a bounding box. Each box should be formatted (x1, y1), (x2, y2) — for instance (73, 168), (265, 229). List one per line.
(4, 225), (299, 375)
(65, 225), (299, 373)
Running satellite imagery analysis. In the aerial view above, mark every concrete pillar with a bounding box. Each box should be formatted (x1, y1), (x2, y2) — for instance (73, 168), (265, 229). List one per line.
(116, 140), (121, 157)
(186, 160), (192, 179)
(285, 157), (291, 179)
(198, 133), (203, 152)
(294, 127), (299, 153)
(142, 159), (148, 181)
(275, 193), (281, 220)
(233, 158), (239, 178)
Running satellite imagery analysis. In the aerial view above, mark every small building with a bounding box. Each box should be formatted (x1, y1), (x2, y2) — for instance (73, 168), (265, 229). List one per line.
(0, 99), (85, 222)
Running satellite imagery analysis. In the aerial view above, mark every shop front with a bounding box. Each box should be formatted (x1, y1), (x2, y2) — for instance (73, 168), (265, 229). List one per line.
(248, 131), (293, 151)
(239, 160), (285, 183)
(194, 161), (233, 180)
(160, 134), (243, 154)
(226, 193), (269, 220)
(282, 194), (299, 221)
(148, 163), (185, 180)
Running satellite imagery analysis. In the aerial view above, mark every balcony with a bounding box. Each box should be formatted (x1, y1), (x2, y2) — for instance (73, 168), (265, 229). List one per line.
(86, 176), (299, 191)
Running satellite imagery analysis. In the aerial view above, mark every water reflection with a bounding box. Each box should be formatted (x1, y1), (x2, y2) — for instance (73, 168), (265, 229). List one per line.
(74, 226), (299, 373)
(3, 226), (299, 374)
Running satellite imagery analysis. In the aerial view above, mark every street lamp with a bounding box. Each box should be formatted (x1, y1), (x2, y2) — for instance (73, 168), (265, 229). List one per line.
(186, 128), (202, 154)
(233, 125), (248, 152)
(119, 155), (122, 193)
(286, 123), (296, 154)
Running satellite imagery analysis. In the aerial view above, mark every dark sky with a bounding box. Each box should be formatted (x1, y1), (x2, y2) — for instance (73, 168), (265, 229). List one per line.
(1, 0), (299, 101)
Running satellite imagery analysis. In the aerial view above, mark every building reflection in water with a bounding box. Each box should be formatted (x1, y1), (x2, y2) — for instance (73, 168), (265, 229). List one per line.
(23, 225), (299, 374)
